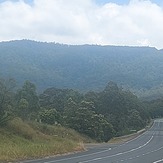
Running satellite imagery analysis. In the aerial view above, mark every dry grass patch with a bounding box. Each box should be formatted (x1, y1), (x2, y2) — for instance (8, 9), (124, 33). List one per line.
(0, 118), (89, 162)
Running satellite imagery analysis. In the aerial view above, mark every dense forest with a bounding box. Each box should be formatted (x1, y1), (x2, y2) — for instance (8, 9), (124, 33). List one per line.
(0, 40), (163, 142)
(0, 40), (163, 100)
(1, 78), (162, 142)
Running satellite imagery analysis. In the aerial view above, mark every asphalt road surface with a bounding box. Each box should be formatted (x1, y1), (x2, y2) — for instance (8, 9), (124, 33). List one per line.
(21, 119), (163, 163)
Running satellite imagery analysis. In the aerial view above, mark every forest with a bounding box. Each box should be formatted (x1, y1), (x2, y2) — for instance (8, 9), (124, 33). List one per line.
(1, 78), (162, 143)
(0, 40), (163, 100)
(0, 40), (163, 143)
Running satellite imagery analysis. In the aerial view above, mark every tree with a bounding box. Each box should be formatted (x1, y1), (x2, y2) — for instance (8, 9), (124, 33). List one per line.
(0, 78), (15, 126)
(127, 109), (144, 130)
(39, 108), (61, 125)
(87, 81), (149, 136)
(15, 80), (39, 120)
(39, 88), (83, 113)
(63, 99), (114, 142)
(17, 98), (29, 120)
(63, 98), (78, 127)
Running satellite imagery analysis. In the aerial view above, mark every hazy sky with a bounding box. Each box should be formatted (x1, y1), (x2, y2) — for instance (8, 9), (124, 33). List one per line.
(0, 0), (163, 49)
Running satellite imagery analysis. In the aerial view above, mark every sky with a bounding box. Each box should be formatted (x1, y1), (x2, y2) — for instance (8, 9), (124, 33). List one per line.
(0, 0), (163, 49)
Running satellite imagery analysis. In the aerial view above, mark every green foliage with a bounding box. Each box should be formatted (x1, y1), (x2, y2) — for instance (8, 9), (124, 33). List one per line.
(0, 77), (153, 143)
(0, 113), (11, 126)
(127, 109), (145, 130)
(0, 78), (15, 126)
(15, 80), (40, 120)
(144, 98), (163, 118)
(39, 88), (83, 112)
(39, 108), (62, 125)
(63, 99), (114, 142)
(17, 98), (29, 120)
(39, 82), (150, 139)
(1, 40), (163, 96)
(84, 82), (149, 136)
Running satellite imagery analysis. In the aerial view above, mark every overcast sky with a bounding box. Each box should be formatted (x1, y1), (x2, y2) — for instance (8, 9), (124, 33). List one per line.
(0, 0), (163, 49)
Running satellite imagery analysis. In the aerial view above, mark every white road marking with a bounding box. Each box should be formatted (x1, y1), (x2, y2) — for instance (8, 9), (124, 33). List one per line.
(43, 148), (113, 163)
(158, 120), (160, 127)
(117, 144), (163, 162)
(79, 136), (154, 163)
(43, 130), (154, 163)
(21, 120), (158, 163)
(120, 120), (156, 146)
(153, 159), (163, 163)
(21, 147), (113, 163)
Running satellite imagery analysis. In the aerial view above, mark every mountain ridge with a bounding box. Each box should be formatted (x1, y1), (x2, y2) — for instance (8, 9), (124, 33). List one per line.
(0, 40), (162, 95)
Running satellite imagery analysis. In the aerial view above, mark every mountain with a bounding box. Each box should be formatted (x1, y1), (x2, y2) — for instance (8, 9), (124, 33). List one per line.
(0, 40), (163, 95)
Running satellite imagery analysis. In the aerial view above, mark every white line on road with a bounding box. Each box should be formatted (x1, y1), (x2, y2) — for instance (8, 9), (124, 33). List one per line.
(79, 136), (154, 163)
(21, 147), (113, 163)
(153, 159), (163, 163)
(21, 121), (156, 163)
(158, 120), (160, 127)
(114, 144), (163, 162)
(120, 120), (156, 146)
(43, 134), (153, 163)
(43, 148), (113, 163)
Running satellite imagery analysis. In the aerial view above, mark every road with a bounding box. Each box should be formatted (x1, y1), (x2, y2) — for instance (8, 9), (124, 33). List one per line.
(21, 119), (163, 163)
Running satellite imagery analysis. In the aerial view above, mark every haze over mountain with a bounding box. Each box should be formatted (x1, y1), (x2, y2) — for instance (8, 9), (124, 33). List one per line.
(1, 0), (163, 49)
(0, 40), (163, 98)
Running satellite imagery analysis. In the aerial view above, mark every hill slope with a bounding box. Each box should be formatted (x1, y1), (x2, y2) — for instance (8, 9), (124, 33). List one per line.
(0, 118), (90, 162)
(0, 40), (163, 93)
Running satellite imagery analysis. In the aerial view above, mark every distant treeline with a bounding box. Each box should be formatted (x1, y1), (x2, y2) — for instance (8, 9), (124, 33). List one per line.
(1, 78), (162, 142)
(1, 40), (163, 100)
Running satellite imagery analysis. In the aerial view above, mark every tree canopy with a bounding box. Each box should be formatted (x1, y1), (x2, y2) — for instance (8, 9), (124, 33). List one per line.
(0, 78), (157, 142)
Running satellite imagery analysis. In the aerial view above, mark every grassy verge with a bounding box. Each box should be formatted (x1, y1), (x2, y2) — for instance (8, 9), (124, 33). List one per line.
(0, 118), (92, 162)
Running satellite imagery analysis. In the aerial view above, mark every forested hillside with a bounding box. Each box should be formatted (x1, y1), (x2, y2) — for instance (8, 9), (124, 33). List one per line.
(0, 78), (149, 142)
(0, 40), (163, 99)
(0, 78), (162, 161)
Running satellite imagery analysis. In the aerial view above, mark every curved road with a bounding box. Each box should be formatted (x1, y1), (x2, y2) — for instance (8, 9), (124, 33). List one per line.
(22, 119), (163, 163)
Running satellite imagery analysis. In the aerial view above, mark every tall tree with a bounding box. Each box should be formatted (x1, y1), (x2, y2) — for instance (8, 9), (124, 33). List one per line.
(87, 82), (149, 136)
(39, 108), (62, 125)
(63, 99), (114, 142)
(16, 80), (39, 120)
(0, 78), (15, 125)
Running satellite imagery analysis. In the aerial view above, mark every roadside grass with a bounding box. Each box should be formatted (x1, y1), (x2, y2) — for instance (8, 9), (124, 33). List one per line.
(108, 133), (139, 144)
(0, 118), (92, 162)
